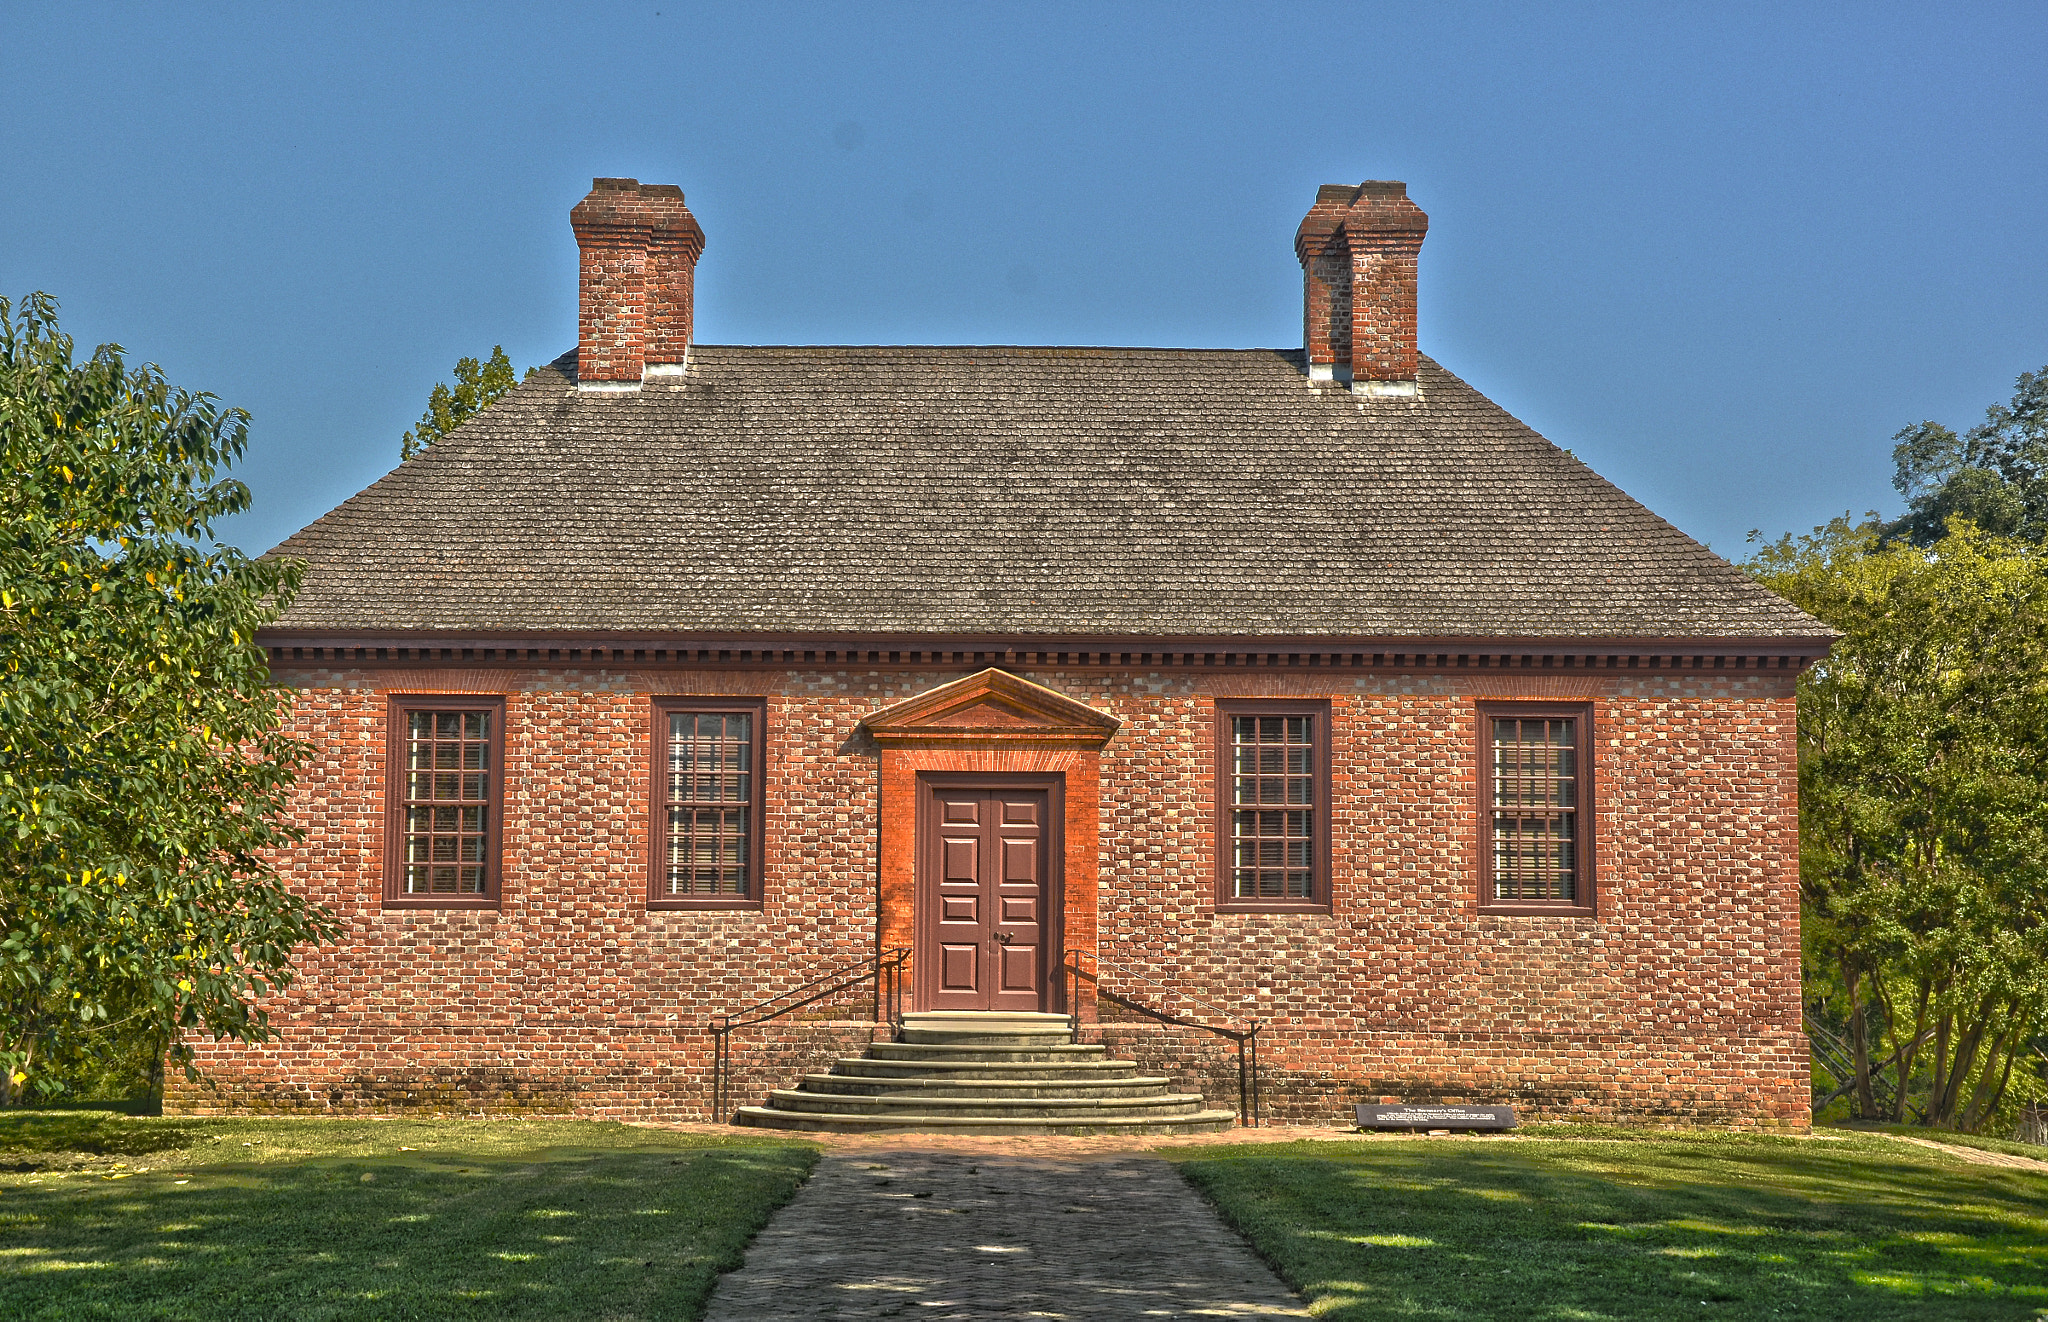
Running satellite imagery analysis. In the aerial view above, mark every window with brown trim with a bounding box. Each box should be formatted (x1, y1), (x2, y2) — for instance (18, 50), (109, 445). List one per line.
(651, 698), (766, 909)
(1215, 700), (1331, 912)
(1478, 703), (1594, 915)
(384, 696), (505, 908)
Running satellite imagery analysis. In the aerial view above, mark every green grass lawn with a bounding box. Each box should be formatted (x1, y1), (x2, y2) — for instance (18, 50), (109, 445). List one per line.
(1167, 1129), (2048, 1321)
(0, 1111), (815, 1321)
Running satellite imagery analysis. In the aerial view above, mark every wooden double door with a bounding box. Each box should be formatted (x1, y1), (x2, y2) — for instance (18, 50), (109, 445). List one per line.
(918, 780), (1056, 1012)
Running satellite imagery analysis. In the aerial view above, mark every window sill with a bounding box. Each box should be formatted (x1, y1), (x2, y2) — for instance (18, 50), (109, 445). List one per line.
(1215, 901), (1333, 915)
(382, 896), (500, 911)
(1479, 902), (1596, 917)
(649, 898), (765, 912)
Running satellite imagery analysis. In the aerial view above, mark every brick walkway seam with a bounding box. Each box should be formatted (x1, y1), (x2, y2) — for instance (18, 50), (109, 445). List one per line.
(703, 1148), (1310, 1320)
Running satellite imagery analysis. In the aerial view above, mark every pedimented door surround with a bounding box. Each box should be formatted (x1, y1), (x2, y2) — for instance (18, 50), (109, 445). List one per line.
(922, 780), (1055, 1011)
(863, 669), (1120, 1013)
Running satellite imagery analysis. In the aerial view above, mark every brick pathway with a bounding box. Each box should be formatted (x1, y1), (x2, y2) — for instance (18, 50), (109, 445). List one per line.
(702, 1146), (1310, 1319)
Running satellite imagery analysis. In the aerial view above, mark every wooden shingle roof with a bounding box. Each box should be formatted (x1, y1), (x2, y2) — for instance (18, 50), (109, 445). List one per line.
(269, 345), (1826, 644)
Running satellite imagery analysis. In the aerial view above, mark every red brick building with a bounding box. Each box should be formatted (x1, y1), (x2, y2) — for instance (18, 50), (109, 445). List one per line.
(172, 179), (1829, 1129)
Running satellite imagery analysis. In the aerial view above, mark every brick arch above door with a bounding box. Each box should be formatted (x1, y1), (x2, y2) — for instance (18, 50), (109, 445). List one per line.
(862, 670), (1120, 1007)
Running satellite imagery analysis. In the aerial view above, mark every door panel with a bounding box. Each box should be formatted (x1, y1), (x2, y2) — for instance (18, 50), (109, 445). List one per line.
(932, 791), (989, 1006)
(940, 943), (979, 991)
(999, 943), (1037, 994)
(922, 785), (1051, 1011)
(1002, 839), (1037, 881)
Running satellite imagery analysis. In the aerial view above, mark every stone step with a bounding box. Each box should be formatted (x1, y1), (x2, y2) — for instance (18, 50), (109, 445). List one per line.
(733, 1105), (1240, 1135)
(800, 1072), (1173, 1100)
(899, 1011), (1074, 1027)
(764, 1088), (1208, 1120)
(866, 1042), (1109, 1065)
(900, 1027), (1074, 1047)
(830, 1056), (1139, 1081)
(730, 1008), (1233, 1136)
(897, 1010), (1075, 1048)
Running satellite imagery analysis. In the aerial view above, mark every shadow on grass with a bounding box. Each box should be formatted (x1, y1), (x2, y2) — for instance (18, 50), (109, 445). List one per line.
(0, 1111), (204, 1164)
(1171, 1136), (2048, 1322)
(0, 1144), (814, 1321)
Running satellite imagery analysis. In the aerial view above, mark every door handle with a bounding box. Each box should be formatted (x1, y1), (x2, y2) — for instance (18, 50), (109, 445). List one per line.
(991, 931), (1012, 944)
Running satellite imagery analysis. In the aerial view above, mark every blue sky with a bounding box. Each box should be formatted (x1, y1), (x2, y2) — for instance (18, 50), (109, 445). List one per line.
(5, 2), (2043, 559)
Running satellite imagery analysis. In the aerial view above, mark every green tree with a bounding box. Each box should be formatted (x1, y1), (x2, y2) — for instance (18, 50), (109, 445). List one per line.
(1750, 517), (2048, 1130)
(0, 292), (337, 1104)
(1890, 365), (2048, 545)
(399, 345), (519, 461)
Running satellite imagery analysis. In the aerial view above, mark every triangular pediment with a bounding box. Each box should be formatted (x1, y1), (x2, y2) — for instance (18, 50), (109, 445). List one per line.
(864, 668), (1121, 745)
(940, 698), (1040, 729)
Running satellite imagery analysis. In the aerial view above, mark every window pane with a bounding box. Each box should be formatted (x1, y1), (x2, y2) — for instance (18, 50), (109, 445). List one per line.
(664, 711), (757, 897)
(1229, 712), (1316, 900)
(1492, 717), (1578, 901)
(399, 707), (493, 898)
(667, 805), (750, 895)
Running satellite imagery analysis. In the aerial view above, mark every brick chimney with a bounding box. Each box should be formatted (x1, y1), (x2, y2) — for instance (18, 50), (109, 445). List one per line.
(569, 178), (705, 389)
(1294, 181), (1428, 396)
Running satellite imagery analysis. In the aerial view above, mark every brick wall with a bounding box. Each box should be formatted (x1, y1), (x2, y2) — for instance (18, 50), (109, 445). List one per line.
(173, 662), (1807, 1129)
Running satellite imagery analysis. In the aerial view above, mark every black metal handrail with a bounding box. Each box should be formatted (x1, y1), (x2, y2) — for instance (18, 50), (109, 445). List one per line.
(1060, 949), (1261, 1126)
(709, 946), (910, 1120)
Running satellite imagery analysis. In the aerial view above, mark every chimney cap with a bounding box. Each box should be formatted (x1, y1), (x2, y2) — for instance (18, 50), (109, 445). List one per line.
(586, 177), (686, 201)
(572, 178), (703, 251)
(1312, 180), (1411, 205)
(1296, 180), (1428, 261)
